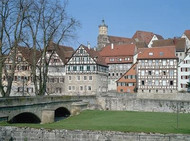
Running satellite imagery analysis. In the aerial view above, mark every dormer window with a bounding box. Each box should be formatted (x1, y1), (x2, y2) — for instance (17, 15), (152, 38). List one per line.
(17, 56), (22, 62)
(109, 58), (114, 62)
(160, 52), (164, 56)
(149, 52), (153, 56)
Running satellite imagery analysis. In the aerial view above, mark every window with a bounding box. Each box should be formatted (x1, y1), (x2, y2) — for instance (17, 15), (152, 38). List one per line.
(169, 70), (174, 76)
(18, 87), (23, 92)
(73, 66), (77, 71)
(89, 76), (92, 80)
(163, 60), (166, 65)
(80, 48), (83, 53)
(163, 80), (166, 86)
(141, 70), (145, 76)
(80, 86), (83, 91)
(120, 89), (123, 92)
(118, 58), (122, 61)
(160, 52), (164, 56)
(141, 80), (144, 85)
(170, 60), (173, 65)
(155, 60), (159, 66)
(17, 56), (22, 62)
(163, 71), (166, 75)
(170, 81), (173, 86)
(77, 76), (80, 81)
(84, 76), (87, 80)
(141, 60), (145, 66)
(155, 80), (159, 86)
(148, 80), (152, 85)
(72, 86), (75, 90)
(148, 71), (152, 75)
(80, 66), (83, 71)
(49, 78), (54, 83)
(148, 60), (152, 65)
(56, 88), (62, 93)
(88, 86), (92, 91)
(155, 70), (159, 76)
(68, 86), (71, 91)
(69, 76), (71, 80)
(60, 78), (64, 83)
(109, 58), (114, 62)
(149, 52), (153, 56)
(87, 66), (90, 71)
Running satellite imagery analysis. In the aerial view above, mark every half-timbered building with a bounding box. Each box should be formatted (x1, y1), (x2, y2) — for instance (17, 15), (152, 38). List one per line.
(3, 47), (41, 96)
(116, 63), (137, 93)
(99, 43), (136, 91)
(137, 46), (178, 94)
(178, 54), (190, 92)
(45, 42), (74, 94)
(65, 44), (108, 95)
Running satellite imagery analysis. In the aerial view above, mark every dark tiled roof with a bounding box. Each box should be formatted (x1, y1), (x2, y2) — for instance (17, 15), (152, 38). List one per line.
(108, 35), (133, 44)
(152, 38), (185, 52)
(82, 45), (108, 67)
(132, 31), (154, 44)
(132, 31), (163, 45)
(99, 44), (136, 57)
(134, 41), (148, 49)
(17, 46), (41, 65)
(137, 46), (177, 59)
(47, 42), (74, 64)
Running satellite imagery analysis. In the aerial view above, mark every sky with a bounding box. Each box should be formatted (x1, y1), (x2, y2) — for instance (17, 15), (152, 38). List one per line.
(65, 0), (190, 49)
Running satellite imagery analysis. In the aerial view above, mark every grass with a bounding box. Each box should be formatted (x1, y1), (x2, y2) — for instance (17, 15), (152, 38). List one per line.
(1, 110), (190, 134)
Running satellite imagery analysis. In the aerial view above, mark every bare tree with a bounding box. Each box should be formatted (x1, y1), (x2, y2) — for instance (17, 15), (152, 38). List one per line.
(0, 0), (29, 97)
(24, 0), (79, 96)
(0, 0), (79, 97)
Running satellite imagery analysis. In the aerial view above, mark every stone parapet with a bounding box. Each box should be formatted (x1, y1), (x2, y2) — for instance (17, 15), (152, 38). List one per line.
(0, 126), (190, 141)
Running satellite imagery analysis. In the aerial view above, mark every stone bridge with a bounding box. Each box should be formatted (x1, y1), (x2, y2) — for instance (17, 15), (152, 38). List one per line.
(0, 96), (89, 124)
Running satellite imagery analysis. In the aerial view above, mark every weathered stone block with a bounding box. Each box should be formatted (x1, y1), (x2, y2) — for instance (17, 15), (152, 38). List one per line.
(41, 109), (55, 124)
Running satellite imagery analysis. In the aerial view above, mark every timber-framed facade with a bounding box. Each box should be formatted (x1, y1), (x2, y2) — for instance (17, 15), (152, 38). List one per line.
(65, 45), (108, 95)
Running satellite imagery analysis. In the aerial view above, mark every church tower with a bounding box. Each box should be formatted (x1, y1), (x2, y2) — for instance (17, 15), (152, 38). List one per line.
(97, 20), (109, 51)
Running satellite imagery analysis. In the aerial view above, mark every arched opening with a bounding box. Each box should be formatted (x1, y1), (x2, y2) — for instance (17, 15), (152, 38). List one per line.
(55, 107), (70, 121)
(9, 112), (41, 123)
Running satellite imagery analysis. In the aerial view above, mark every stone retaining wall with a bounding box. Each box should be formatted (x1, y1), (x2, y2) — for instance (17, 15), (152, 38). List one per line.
(97, 95), (190, 113)
(0, 126), (190, 141)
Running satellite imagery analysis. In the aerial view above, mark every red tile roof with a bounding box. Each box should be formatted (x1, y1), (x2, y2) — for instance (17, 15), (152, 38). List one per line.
(99, 44), (136, 57)
(184, 30), (190, 40)
(137, 46), (177, 59)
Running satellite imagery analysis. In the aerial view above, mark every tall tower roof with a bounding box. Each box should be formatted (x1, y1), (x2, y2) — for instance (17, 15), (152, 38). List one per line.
(99, 19), (108, 28)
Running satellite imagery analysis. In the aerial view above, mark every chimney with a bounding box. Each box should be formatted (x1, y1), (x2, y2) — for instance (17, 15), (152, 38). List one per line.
(94, 47), (96, 51)
(111, 43), (114, 49)
(87, 42), (90, 49)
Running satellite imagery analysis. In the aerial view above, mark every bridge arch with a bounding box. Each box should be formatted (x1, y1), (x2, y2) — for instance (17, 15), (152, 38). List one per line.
(54, 107), (71, 121)
(9, 112), (41, 123)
